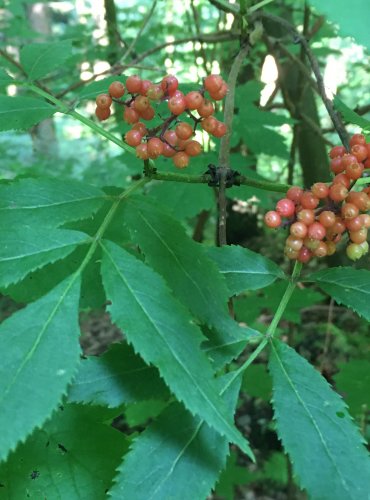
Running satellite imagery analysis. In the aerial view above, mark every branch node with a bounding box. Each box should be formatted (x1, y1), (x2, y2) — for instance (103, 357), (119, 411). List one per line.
(204, 164), (241, 188)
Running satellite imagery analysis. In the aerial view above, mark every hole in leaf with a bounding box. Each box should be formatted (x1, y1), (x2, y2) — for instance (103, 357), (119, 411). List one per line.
(336, 411), (345, 418)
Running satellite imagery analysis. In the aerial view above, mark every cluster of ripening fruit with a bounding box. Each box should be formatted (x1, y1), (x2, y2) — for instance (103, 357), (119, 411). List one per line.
(94, 74), (228, 169)
(264, 133), (370, 263)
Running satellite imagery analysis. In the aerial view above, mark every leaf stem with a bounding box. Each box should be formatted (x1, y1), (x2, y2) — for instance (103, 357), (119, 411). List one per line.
(24, 82), (135, 153)
(248, 0), (274, 14)
(23, 83), (290, 193)
(221, 337), (269, 395)
(266, 260), (302, 338)
(77, 177), (148, 274)
(223, 260), (302, 388)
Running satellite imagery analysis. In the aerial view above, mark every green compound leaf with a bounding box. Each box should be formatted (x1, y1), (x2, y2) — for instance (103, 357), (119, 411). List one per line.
(307, 0), (370, 50)
(68, 343), (170, 408)
(0, 276), (81, 462)
(124, 197), (259, 366)
(206, 245), (285, 295)
(269, 340), (370, 500)
(0, 68), (13, 85)
(0, 96), (56, 131)
(334, 96), (370, 129)
(20, 40), (73, 80)
(0, 405), (128, 498)
(0, 226), (89, 288)
(0, 177), (107, 226)
(146, 181), (214, 219)
(310, 267), (370, 321)
(109, 373), (242, 500)
(334, 360), (370, 416)
(100, 240), (252, 458)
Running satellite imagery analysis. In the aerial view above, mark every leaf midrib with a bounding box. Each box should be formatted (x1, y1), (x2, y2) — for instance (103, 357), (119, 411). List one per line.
(0, 195), (105, 211)
(319, 280), (370, 294)
(24, 43), (62, 80)
(72, 365), (151, 387)
(0, 274), (79, 404)
(102, 243), (241, 446)
(0, 238), (89, 263)
(0, 104), (53, 115)
(136, 211), (210, 307)
(270, 341), (354, 499)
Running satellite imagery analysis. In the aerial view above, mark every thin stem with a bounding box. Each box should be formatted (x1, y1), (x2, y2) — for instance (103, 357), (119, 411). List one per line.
(221, 337), (269, 395)
(57, 31), (238, 98)
(24, 82), (156, 170)
(219, 44), (249, 168)
(218, 43), (249, 247)
(254, 11), (350, 150)
(266, 260), (302, 338)
(23, 73), (290, 193)
(149, 170), (290, 191)
(130, 31), (239, 66)
(248, 0), (274, 13)
(77, 177), (148, 274)
(120, 0), (158, 63)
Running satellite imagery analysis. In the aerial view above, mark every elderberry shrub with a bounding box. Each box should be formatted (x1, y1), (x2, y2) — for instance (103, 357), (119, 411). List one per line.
(264, 133), (370, 263)
(94, 74), (228, 169)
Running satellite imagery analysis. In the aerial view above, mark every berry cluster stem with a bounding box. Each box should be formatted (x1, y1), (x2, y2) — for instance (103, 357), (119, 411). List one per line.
(22, 82), (290, 193)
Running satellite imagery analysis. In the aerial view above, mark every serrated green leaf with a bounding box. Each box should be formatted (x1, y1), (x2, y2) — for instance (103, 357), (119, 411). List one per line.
(0, 68), (13, 85)
(334, 96), (370, 129)
(0, 177), (106, 226)
(109, 373), (243, 500)
(269, 340), (370, 499)
(146, 181), (214, 219)
(100, 240), (252, 457)
(125, 399), (168, 427)
(124, 197), (259, 366)
(20, 40), (72, 80)
(0, 404), (128, 498)
(307, 0), (370, 50)
(310, 267), (370, 321)
(206, 245), (285, 295)
(0, 226), (89, 288)
(3, 246), (86, 304)
(68, 343), (170, 408)
(334, 360), (370, 416)
(0, 276), (81, 462)
(0, 96), (56, 131)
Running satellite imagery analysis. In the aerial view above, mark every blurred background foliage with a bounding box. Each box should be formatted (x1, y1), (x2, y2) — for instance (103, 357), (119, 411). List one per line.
(0, 0), (369, 498)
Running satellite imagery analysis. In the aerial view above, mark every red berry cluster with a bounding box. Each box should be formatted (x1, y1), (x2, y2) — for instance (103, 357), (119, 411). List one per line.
(94, 74), (228, 169)
(264, 133), (370, 263)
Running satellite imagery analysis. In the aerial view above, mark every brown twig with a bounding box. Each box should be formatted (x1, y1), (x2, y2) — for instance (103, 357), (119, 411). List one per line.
(190, 0), (210, 74)
(287, 125), (298, 185)
(56, 31), (239, 98)
(120, 0), (158, 63)
(192, 210), (210, 242)
(254, 11), (350, 150)
(218, 43), (249, 247)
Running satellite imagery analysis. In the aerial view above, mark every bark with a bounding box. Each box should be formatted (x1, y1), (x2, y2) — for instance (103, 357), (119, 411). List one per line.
(281, 60), (330, 187)
(104, 0), (121, 66)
